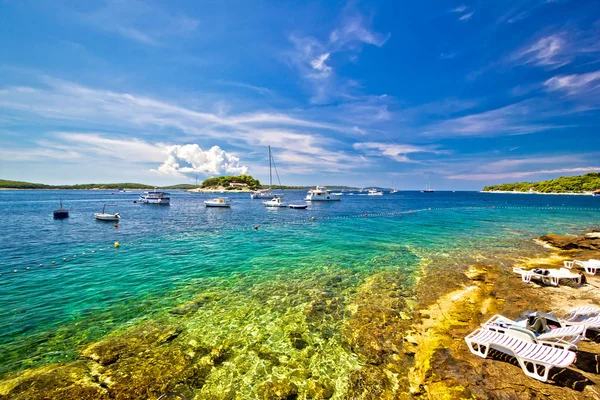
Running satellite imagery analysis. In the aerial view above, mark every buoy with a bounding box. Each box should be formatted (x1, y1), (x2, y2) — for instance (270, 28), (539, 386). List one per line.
(26, 267), (30, 270)
(91, 251), (94, 254)
(52, 261), (56, 264)
(39, 264), (43, 267)
(14, 269), (18, 273)
(82, 252), (85, 256)
(114, 223), (118, 228)
(364, 214), (368, 217)
(63, 258), (67, 261)
(114, 242), (120, 248)
(311, 216), (315, 221)
(73, 255), (77, 258)
(254, 226), (258, 230)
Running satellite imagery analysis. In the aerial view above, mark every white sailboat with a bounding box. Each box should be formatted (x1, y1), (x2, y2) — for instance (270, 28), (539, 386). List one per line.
(94, 204), (120, 221)
(251, 146), (283, 199)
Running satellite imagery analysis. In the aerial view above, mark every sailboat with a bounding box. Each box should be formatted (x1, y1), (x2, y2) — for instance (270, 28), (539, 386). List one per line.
(422, 183), (435, 193)
(53, 200), (69, 219)
(251, 146), (283, 199)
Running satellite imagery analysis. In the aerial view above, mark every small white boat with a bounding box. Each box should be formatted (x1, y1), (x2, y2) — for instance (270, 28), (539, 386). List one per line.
(368, 188), (383, 196)
(204, 197), (231, 207)
(263, 196), (287, 207)
(251, 189), (276, 199)
(139, 190), (170, 204)
(390, 189), (398, 194)
(289, 204), (308, 209)
(305, 186), (341, 201)
(251, 146), (284, 199)
(94, 204), (120, 221)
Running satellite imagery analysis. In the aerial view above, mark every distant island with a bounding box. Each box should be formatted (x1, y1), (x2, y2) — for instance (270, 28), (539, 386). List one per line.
(0, 177), (362, 191)
(483, 172), (600, 194)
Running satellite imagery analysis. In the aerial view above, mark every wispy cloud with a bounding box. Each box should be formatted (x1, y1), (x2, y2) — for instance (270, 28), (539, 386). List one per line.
(512, 34), (568, 68)
(422, 100), (565, 137)
(451, 5), (468, 13)
(71, 0), (199, 46)
(353, 142), (447, 162)
(284, 5), (390, 103)
(459, 12), (474, 21)
(544, 70), (600, 95)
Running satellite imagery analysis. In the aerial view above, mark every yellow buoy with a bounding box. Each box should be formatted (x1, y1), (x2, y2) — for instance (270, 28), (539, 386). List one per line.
(311, 216), (315, 221)
(114, 242), (120, 248)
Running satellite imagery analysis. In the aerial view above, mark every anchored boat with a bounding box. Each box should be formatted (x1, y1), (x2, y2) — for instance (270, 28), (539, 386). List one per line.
(53, 200), (69, 219)
(305, 186), (341, 201)
(263, 196), (287, 208)
(94, 204), (120, 221)
(367, 188), (383, 196)
(251, 146), (283, 199)
(204, 197), (231, 208)
(139, 190), (170, 205)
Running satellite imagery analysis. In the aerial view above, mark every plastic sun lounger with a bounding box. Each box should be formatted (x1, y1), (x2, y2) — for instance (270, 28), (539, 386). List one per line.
(513, 267), (582, 286)
(564, 306), (600, 320)
(562, 315), (600, 329)
(483, 315), (585, 350)
(465, 328), (576, 382)
(564, 259), (600, 275)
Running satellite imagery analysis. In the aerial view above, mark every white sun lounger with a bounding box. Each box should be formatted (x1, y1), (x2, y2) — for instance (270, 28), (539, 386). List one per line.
(513, 267), (582, 286)
(483, 314), (585, 350)
(564, 306), (600, 320)
(562, 315), (600, 329)
(563, 259), (600, 275)
(465, 328), (576, 381)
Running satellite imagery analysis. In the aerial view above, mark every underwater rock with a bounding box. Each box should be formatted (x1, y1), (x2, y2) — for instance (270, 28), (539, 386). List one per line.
(346, 365), (393, 400)
(257, 378), (298, 400)
(306, 379), (334, 399)
(168, 300), (204, 315)
(288, 332), (308, 350)
(0, 362), (110, 400)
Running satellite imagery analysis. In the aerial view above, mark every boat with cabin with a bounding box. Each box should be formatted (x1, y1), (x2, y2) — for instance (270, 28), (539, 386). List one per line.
(94, 204), (120, 221)
(263, 196), (287, 208)
(139, 190), (171, 204)
(53, 200), (69, 219)
(204, 197), (231, 208)
(368, 188), (383, 196)
(305, 186), (341, 201)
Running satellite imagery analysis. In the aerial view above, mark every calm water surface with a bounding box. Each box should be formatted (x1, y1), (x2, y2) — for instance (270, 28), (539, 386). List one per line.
(0, 189), (599, 377)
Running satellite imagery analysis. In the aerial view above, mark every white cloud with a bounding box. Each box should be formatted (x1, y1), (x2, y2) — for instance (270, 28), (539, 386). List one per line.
(513, 34), (567, 68)
(459, 12), (474, 21)
(544, 70), (600, 95)
(451, 5), (468, 13)
(353, 142), (446, 162)
(310, 53), (333, 78)
(154, 144), (248, 177)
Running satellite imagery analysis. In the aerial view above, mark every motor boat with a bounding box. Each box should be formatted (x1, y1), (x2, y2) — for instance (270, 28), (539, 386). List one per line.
(289, 204), (308, 209)
(204, 197), (231, 207)
(263, 196), (287, 207)
(53, 200), (69, 219)
(139, 190), (170, 204)
(305, 186), (341, 201)
(367, 188), (383, 196)
(251, 189), (276, 199)
(94, 204), (120, 221)
(390, 189), (398, 194)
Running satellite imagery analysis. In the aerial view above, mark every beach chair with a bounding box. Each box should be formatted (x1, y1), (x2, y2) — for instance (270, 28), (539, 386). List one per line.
(465, 328), (577, 381)
(513, 267), (582, 286)
(564, 306), (600, 320)
(562, 315), (600, 329)
(483, 314), (585, 350)
(563, 259), (600, 275)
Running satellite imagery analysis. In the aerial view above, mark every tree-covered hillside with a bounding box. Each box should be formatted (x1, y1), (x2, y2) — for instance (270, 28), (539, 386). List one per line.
(483, 172), (600, 193)
(201, 175), (260, 189)
(0, 180), (193, 190)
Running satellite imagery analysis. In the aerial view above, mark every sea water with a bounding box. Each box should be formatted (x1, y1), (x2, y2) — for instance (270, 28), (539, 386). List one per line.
(0, 190), (599, 383)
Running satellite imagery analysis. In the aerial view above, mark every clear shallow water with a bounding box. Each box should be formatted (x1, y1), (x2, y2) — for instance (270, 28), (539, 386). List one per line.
(0, 190), (599, 381)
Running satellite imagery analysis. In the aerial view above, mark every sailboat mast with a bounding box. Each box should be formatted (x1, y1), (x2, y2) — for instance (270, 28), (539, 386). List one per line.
(268, 145), (272, 189)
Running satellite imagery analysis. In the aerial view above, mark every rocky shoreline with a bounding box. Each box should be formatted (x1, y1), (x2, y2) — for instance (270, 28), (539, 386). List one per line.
(1, 232), (600, 399)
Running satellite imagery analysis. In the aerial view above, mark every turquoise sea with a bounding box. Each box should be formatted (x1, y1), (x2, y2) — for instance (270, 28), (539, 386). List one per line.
(0, 189), (599, 396)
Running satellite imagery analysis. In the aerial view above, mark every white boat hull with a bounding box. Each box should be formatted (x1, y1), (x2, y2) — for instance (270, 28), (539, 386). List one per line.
(289, 204), (307, 209)
(140, 198), (170, 204)
(94, 213), (120, 221)
(305, 195), (341, 201)
(205, 203), (230, 207)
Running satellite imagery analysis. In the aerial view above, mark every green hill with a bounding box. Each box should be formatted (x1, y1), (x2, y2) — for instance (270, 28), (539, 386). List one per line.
(0, 179), (180, 190)
(483, 172), (600, 193)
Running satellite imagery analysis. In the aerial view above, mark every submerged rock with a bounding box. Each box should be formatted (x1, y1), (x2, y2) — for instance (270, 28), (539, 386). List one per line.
(257, 378), (298, 400)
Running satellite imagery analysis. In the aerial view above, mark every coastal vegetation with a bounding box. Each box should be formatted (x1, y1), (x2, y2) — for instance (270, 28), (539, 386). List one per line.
(200, 174), (260, 190)
(1, 180), (212, 190)
(483, 172), (600, 193)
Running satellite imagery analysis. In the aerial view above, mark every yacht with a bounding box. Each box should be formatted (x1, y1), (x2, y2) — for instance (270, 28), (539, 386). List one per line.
(305, 186), (341, 201)
(53, 200), (69, 219)
(251, 146), (283, 199)
(390, 189), (398, 194)
(204, 197), (231, 208)
(139, 190), (171, 204)
(263, 196), (287, 208)
(368, 188), (383, 196)
(94, 204), (120, 221)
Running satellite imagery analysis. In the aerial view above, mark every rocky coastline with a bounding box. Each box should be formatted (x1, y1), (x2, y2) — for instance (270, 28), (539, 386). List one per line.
(1, 232), (600, 399)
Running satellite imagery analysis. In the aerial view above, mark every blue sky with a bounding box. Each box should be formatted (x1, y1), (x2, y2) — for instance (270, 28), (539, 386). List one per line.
(1, 0), (599, 189)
